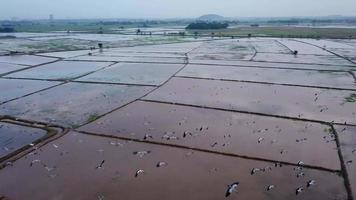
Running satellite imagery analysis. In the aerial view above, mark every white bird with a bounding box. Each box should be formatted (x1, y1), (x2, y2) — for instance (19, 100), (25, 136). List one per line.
(267, 185), (275, 191)
(307, 180), (316, 188)
(156, 162), (168, 168)
(144, 134), (153, 140)
(225, 182), (239, 197)
(296, 187), (303, 195)
(95, 160), (105, 169)
(258, 137), (264, 143)
(135, 169), (145, 177)
(297, 172), (305, 178)
(251, 168), (260, 175)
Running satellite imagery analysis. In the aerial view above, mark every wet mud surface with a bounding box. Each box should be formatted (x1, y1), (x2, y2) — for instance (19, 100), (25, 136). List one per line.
(178, 64), (356, 89)
(5, 61), (113, 81)
(0, 132), (347, 200)
(69, 55), (187, 64)
(0, 83), (154, 127)
(0, 55), (57, 66)
(144, 77), (356, 125)
(253, 53), (354, 66)
(334, 125), (356, 197)
(78, 63), (184, 86)
(0, 122), (47, 159)
(0, 37), (355, 199)
(0, 79), (59, 104)
(0, 63), (28, 76)
(79, 101), (340, 170)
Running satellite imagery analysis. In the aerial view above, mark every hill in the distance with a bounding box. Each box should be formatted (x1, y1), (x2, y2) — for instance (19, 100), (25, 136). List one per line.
(197, 14), (226, 22)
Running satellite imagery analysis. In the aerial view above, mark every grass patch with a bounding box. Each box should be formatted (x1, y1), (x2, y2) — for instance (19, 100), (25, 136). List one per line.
(86, 113), (100, 123)
(230, 45), (248, 51)
(324, 127), (333, 133)
(345, 93), (356, 103)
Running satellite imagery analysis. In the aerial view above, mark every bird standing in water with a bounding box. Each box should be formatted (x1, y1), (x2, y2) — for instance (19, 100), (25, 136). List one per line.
(225, 182), (240, 197)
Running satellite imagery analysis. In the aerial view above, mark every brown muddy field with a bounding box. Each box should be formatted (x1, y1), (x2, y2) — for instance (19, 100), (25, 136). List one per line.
(0, 37), (356, 200)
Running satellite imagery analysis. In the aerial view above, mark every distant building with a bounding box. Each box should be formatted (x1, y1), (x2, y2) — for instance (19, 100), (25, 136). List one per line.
(49, 14), (54, 21)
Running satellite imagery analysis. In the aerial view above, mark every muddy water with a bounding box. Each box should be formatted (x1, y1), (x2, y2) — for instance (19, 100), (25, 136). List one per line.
(0, 63), (27, 75)
(6, 61), (112, 81)
(0, 55), (57, 66)
(0, 131), (347, 200)
(188, 59), (356, 71)
(79, 101), (340, 170)
(0, 83), (154, 127)
(0, 122), (47, 158)
(78, 63), (184, 86)
(143, 77), (356, 125)
(0, 79), (59, 104)
(94, 51), (187, 58)
(277, 39), (332, 55)
(328, 48), (356, 61)
(37, 50), (100, 59)
(334, 125), (356, 197)
(178, 64), (356, 89)
(253, 53), (354, 65)
(297, 39), (356, 49)
(69, 55), (186, 64)
(189, 52), (254, 61)
(248, 40), (291, 53)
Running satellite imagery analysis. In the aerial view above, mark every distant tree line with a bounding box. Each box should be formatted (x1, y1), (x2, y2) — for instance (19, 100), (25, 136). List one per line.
(0, 22), (15, 32)
(0, 27), (14, 32)
(266, 19), (356, 25)
(186, 21), (229, 30)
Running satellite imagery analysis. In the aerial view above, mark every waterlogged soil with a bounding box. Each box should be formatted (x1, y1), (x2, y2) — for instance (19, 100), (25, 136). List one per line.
(277, 39), (332, 55)
(0, 63), (28, 75)
(188, 59), (356, 71)
(297, 39), (356, 49)
(0, 83), (154, 127)
(178, 64), (356, 89)
(251, 39), (292, 53)
(189, 40), (256, 61)
(69, 55), (187, 64)
(78, 63), (184, 86)
(37, 50), (100, 59)
(0, 37), (355, 200)
(0, 79), (59, 104)
(253, 53), (354, 65)
(93, 51), (187, 58)
(0, 35), (205, 53)
(144, 77), (356, 125)
(0, 55), (57, 66)
(6, 61), (112, 81)
(0, 122), (47, 159)
(0, 131), (347, 200)
(334, 125), (356, 197)
(79, 101), (340, 170)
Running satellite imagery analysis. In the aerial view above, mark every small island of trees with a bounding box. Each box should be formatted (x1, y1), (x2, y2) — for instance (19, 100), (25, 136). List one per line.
(186, 21), (229, 30)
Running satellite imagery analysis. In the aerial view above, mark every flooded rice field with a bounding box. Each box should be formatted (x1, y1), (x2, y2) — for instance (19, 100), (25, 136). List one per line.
(0, 32), (208, 53)
(0, 122), (47, 160)
(0, 55), (57, 66)
(77, 63), (184, 86)
(5, 61), (113, 81)
(0, 35), (356, 200)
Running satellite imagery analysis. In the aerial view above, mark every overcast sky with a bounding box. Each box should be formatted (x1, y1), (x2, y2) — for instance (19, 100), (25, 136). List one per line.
(1, 0), (356, 20)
